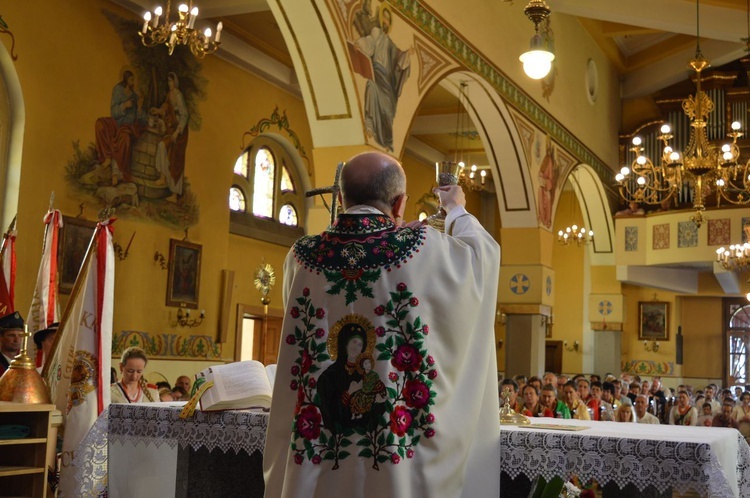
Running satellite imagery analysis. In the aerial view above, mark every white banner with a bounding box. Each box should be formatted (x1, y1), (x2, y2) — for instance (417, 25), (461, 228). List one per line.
(43, 220), (114, 497)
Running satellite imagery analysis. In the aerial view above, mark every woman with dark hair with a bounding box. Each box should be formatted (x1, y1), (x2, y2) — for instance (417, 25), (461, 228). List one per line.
(110, 347), (159, 403)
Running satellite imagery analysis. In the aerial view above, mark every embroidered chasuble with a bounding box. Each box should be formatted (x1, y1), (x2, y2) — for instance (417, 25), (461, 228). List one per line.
(264, 206), (501, 498)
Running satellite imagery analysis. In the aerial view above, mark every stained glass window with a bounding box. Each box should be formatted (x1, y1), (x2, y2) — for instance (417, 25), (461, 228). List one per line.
(234, 153), (249, 177)
(279, 204), (298, 226)
(252, 147), (276, 218)
(729, 303), (750, 386)
(280, 164), (295, 193)
(229, 187), (246, 212)
(230, 136), (305, 245)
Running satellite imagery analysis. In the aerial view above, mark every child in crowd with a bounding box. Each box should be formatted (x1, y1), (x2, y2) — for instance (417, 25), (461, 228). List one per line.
(697, 402), (714, 427)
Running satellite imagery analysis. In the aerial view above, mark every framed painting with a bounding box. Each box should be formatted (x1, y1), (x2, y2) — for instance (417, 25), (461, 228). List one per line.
(638, 301), (669, 340)
(59, 217), (97, 294)
(166, 239), (202, 309)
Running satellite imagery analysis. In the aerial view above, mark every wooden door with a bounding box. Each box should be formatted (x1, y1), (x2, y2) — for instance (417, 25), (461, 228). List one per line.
(545, 341), (563, 374)
(262, 317), (283, 365)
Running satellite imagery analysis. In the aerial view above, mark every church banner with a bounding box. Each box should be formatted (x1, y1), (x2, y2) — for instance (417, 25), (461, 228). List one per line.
(27, 209), (62, 334)
(43, 219), (114, 497)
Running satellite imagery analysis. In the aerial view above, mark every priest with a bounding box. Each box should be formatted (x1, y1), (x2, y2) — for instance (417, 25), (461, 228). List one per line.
(264, 151), (501, 497)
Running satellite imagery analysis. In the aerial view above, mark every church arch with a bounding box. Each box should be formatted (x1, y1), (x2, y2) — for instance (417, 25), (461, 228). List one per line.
(0, 43), (24, 229)
(563, 163), (615, 264)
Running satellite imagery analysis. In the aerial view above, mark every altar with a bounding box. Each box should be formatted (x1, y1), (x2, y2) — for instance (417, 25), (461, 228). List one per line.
(73, 404), (750, 497)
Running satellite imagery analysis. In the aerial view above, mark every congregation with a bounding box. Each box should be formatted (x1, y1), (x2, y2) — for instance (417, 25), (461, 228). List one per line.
(500, 371), (749, 437)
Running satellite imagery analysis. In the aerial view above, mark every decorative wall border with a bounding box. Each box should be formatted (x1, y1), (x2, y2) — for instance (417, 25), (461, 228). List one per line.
(112, 330), (223, 360)
(242, 105), (312, 173)
(621, 359), (675, 376)
(388, 0), (614, 190)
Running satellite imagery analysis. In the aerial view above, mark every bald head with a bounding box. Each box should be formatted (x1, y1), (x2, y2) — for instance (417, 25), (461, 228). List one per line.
(340, 152), (406, 218)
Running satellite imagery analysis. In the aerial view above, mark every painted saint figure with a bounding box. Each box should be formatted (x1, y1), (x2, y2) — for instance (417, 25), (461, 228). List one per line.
(94, 70), (145, 185)
(355, 7), (412, 152)
(537, 138), (557, 228)
(347, 354), (385, 419)
(155, 72), (189, 197)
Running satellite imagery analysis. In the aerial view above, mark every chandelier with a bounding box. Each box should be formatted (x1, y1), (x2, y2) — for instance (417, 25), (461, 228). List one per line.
(557, 224), (594, 246)
(453, 82), (487, 192)
(556, 174), (594, 247)
(716, 226), (750, 271)
(140, 1), (222, 58)
(615, 0), (750, 228)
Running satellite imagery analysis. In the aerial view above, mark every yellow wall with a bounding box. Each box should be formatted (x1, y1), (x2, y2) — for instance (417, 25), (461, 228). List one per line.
(2, 1), (314, 379)
(551, 190), (585, 373)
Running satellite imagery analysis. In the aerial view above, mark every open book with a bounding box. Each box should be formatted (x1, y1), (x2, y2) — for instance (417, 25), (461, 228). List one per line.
(196, 360), (273, 411)
(347, 40), (374, 80)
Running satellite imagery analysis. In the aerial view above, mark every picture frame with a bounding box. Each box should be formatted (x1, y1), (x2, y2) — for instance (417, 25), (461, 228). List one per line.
(166, 239), (202, 309)
(59, 216), (97, 294)
(638, 301), (669, 340)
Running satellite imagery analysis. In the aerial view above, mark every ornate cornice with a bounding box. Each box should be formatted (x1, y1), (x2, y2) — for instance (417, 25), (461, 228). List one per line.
(388, 0), (614, 188)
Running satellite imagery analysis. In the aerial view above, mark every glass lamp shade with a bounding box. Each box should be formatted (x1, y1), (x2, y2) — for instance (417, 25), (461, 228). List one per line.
(520, 49), (554, 79)
(519, 33), (554, 80)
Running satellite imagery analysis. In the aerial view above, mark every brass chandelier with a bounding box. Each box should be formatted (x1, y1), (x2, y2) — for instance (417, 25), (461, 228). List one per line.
(140, 0), (222, 58)
(615, 0), (750, 227)
(453, 82), (487, 192)
(716, 226), (750, 271)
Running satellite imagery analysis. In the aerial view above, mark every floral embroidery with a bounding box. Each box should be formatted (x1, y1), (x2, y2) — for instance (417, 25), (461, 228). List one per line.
(288, 283), (436, 470)
(293, 214), (426, 305)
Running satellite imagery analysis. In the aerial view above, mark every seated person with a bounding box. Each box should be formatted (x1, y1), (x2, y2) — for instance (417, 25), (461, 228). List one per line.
(500, 378), (522, 412)
(635, 394), (660, 424)
(669, 390), (698, 426)
(626, 382), (641, 405)
(159, 388), (174, 402)
(171, 386), (187, 401)
(538, 384), (570, 418)
(588, 381), (614, 421)
(155, 381), (171, 391)
(697, 402), (714, 427)
(615, 403), (634, 422)
(175, 375), (192, 397)
(519, 384), (542, 417)
(712, 402), (740, 429)
(526, 376), (542, 392)
(615, 201), (644, 217)
(562, 381), (591, 420)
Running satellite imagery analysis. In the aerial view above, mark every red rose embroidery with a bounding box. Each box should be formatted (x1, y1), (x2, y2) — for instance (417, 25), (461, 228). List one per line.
(290, 307), (300, 318)
(374, 305), (386, 316)
(397, 282), (407, 292)
(297, 405), (322, 440)
(390, 406), (413, 437)
(391, 344), (422, 372)
(402, 379), (430, 409)
(302, 288), (310, 297)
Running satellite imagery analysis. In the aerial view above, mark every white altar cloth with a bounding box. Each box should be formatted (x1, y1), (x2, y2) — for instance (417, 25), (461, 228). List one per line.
(500, 417), (750, 497)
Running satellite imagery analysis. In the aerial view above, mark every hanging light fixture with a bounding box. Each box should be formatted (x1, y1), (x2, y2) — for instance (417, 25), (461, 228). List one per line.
(140, 0), (223, 58)
(615, 0), (750, 227)
(452, 82), (487, 192)
(556, 174), (594, 247)
(519, 0), (555, 80)
(717, 225), (750, 271)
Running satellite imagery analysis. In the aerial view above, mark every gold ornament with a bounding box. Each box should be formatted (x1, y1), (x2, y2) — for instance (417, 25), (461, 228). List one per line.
(254, 262), (276, 305)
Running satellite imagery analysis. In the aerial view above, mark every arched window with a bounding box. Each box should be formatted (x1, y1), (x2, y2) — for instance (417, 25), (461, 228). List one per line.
(229, 136), (305, 245)
(727, 299), (750, 387)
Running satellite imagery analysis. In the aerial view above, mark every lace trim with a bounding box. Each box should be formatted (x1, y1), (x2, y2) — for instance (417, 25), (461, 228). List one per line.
(108, 404), (268, 454)
(500, 430), (750, 496)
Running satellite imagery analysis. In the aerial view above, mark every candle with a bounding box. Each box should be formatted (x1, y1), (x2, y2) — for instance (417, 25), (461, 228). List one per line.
(215, 21), (223, 43)
(142, 12), (151, 33)
(204, 28), (212, 48)
(153, 6), (162, 28)
(188, 7), (198, 29)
